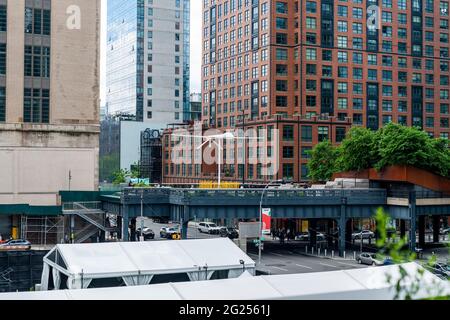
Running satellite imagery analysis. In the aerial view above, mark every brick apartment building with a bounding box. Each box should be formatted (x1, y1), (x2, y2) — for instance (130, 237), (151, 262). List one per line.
(163, 0), (450, 184)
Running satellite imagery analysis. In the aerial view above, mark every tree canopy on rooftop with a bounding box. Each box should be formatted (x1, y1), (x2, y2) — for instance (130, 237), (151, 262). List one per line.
(307, 123), (450, 182)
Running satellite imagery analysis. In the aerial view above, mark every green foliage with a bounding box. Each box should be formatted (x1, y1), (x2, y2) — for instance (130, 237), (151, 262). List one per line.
(112, 169), (129, 185)
(307, 140), (339, 182)
(308, 123), (450, 181)
(374, 208), (449, 300)
(336, 127), (378, 172)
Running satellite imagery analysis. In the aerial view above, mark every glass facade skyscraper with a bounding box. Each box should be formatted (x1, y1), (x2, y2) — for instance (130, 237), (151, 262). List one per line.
(107, 0), (190, 125)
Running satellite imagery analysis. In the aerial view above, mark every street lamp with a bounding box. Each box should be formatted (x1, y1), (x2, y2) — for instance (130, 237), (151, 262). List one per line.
(172, 131), (261, 189)
(258, 179), (284, 265)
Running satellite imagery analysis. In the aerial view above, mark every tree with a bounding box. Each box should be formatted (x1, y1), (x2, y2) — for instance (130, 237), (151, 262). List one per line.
(307, 140), (339, 183)
(375, 123), (432, 171)
(112, 169), (129, 185)
(336, 127), (378, 172)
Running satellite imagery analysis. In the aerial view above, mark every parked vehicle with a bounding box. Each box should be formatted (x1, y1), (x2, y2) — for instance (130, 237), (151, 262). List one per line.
(137, 227), (155, 240)
(0, 239), (31, 251)
(198, 222), (221, 234)
(440, 227), (450, 235)
(153, 217), (169, 224)
(219, 227), (239, 239)
(382, 257), (395, 265)
(297, 232), (325, 241)
(160, 226), (180, 239)
(352, 230), (375, 240)
(356, 253), (384, 266)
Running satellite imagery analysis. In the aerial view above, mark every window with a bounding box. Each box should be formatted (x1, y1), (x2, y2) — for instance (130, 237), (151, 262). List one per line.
(0, 6), (6, 32)
(24, 45), (51, 78)
(0, 43), (5, 75)
(301, 126), (312, 142)
(318, 127), (329, 142)
(0, 87), (5, 122)
(276, 48), (287, 60)
(283, 125), (294, 141)
(25, 8), (51, 35)
(23, 88), (50, 123)
(283, 146), (294, 159)
(283, 164), (294, 180)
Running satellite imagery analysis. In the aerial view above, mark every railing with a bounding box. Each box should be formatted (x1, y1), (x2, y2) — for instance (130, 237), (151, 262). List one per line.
(62, 201), (103, 212)
(387, 190), (450, 199)
(122, 187), (386, 202)
(178, 188), (386, 200)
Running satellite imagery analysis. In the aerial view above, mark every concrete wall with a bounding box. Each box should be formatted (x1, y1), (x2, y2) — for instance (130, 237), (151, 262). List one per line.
(0, 124), (99, 205)
(50, 0), (100, 125)
(0, 0), (100, 206)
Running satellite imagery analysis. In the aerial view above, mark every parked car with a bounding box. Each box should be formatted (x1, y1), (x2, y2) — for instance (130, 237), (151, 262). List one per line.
(136, 227), (155, 240)
(356, 253), (384, 266)
(198, 222), (221, 234)
(160, 226), (180, 239)
(382, 256), (395, 265)
(219, 227), (239, 239)
(440, 227), (450, 235)
(0, 239), (31, 250)
(297, 232), (325, 241)
(352, 230), (375, 240)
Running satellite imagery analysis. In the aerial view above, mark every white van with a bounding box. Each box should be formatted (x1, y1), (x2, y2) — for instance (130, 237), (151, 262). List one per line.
(198, 222), (221, 234)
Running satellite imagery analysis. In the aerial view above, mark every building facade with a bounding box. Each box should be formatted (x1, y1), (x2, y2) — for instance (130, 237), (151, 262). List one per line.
(189, 93), (202, 121)
(163, 0), (450, 184)
(0, 0), (100, 207)
(106, 0), (190, 124)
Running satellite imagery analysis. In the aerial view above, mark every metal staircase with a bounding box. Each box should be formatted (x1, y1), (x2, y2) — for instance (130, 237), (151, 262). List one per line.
(63, 202), (118, 243)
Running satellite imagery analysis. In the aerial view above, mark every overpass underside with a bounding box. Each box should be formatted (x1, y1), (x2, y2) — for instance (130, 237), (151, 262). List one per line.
(98, 189), (450, 256)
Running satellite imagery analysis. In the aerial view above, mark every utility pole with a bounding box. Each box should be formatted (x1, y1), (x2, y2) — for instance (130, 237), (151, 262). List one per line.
(140, 189), (144, 242)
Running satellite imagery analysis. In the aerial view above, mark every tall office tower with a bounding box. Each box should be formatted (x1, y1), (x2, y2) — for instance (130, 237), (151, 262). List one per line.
(0, 0), (100, 210)
(162, 0), (450, 184)
(106, 0), (190, 124)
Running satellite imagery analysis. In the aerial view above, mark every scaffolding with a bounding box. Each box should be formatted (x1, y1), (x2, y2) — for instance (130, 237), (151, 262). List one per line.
(20, 216), (65, 249)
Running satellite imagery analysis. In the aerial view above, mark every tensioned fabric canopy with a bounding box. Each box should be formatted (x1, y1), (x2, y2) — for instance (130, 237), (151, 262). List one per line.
(2, 263), (448, 300)
(40, 238), (255, 290)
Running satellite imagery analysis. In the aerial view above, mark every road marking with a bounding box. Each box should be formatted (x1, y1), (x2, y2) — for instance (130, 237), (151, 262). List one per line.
(319, 262), (339, 268)
(295, 264), (313, 270)
(335, 261), (358, 267)
(271, 266), (289, 272)
(269, 252), (284, 257)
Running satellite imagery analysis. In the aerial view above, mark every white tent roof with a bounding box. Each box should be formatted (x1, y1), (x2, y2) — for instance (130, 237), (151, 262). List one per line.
(1, 263), (448, 300)
(47, 238), (255, 277)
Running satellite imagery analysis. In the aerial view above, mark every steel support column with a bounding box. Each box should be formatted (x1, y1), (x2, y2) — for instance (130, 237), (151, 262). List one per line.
(400, 219), (406, 239)
(409, 192), (417, 251)
(122, 205), (129, 242)
(327, 219), (334, 247)
(418, 216), (426, 248)
(309, 219), (317, 248)
(433, 216), (440, 243)
(338, 198), (347, 256)
(182, 205), (190, 239)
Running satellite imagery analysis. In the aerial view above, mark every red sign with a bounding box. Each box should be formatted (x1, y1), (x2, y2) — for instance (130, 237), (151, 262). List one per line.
(262, 208), (271, 234)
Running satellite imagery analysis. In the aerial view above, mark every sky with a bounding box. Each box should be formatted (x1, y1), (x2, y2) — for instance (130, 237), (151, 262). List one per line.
(100, 0), (202, 105)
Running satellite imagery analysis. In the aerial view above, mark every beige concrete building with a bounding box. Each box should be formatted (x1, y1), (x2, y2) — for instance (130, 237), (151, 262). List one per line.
(0, 0), (100, 207)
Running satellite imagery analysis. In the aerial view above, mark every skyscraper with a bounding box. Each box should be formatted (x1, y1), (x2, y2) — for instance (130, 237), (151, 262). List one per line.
(0, 0), (100, 207)
(106, 0), (190, 124)
(162, 0), (450, 184)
